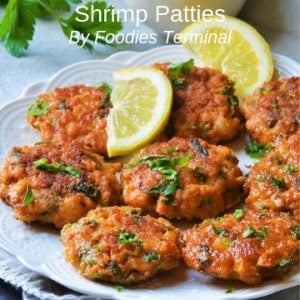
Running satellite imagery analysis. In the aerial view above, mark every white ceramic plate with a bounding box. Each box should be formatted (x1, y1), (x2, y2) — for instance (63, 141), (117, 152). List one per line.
(0, 45), (299, 300)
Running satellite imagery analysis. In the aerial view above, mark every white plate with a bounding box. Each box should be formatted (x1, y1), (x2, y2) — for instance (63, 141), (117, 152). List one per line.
(0, 45), (299, 300)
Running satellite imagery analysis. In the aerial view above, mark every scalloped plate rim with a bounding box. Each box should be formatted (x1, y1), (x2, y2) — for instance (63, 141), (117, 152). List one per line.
(0, 45), (299, 300)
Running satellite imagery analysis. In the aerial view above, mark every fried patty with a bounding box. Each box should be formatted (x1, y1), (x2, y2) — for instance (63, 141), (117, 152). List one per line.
(244, 135), (300, 222)
(61, 206), (181, 284)
(180, 209), (299, 285)
(241, 77), (300, 145)
(0, 144), (122, 228)
(27, 85), (110, 155)
(122, 137), (244, 220)
(153, 62), (241, 144)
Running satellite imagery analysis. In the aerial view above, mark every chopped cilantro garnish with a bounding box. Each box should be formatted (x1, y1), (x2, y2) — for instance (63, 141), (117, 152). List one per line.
(227, 95), (239, 109)
(22, 186), (34, 206)
(168, 59), (194, 85)
(168, 59), (194, 77)
(292, 226), (300, 240)
(245, 141), (273, 159)
(212, 224), (228, 236)
(143, 251), (160, 262)
(269, 177), (286, 191)
(259, 86), (274, 95)
(107, 261), (124, 279)
(97, 81), (112, 97)
(233, 208), (244, 220)
(115, 285), (124, 292)
(34, 141), (55, 146)
(118, 232), (143, 246)
(28, 99), (49, 116)
(173, 78), (184, 86)
(277, 259), (293, 269)
(225, 288), (233, 294)
(33, 158), (81, 177)
(165, 146), (178, 154)
(133, 153), (192, 202)
(285, 164), (298, 174)
(242, 224), (268, 239)
(271, 100), (278, 109)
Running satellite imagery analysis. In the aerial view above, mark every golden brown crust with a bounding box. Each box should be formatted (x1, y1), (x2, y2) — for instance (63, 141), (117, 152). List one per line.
(244, 135), (300, 222)
(61, 206), (181, 284)
(27, 85), (110, 155)
(0, 144), (122, 228)
(180, 210), (299, 285)
(241, 77), (300, 145)
(122, 137), (244, 220)
(153, 63), (242, 144)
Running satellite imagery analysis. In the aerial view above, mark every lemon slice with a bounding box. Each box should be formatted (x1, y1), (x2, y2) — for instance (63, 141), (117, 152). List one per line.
(179, 15), (274, 98)
(106, 67), (172, 157)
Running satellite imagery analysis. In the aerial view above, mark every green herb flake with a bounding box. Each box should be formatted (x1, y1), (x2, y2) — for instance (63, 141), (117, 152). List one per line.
(165, 146), (178, 154)
(28, 99), (49, 116)
(118, 232), (143, 246)
(63, 165), (81, 177)
(243, 224), (268, 240)
(259, 86), (274, 95)
(285, 164), (298, 174)
(115, 285), (124, 292)
(225, 288), (233, 294)
(59, 100), (67, 110)
(34, 141), (55, 146)
(292, 226), (300, 240)
(22, 186), (34, 206)
(277, 259), (293, 269)
(97, 81), (113, 97)
(271, 100), (278, 109)
(168, 59), (194, 78)
(233, 209), (244, 220)
(33, 158), (81, 177)
(135, 153), (192, 201)
(274, 156), (282, 165)
(143, 251), (160, 262)
(212, 224), (228, 237)
(269, 177), (286, 191)
(173, 78), (184, 86)
(227, 95), (239, 109)
(107, 261), (124, 279)
(245, 141), (273, 159)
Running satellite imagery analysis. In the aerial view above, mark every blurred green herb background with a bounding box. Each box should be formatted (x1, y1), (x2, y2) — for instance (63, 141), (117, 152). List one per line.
(0, 0), (123, 57)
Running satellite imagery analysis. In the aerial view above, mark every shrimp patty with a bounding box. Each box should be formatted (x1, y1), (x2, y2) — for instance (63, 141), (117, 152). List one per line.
(0, 144), (122, 228)
(180, 209), (299, 285)
(61, 206), (181, 284)
(122, 137), (244, 220)
(241, 77), (300, 145)
(153, 61), (241, 144)
(244, 135), (300, 221)
(27, 85), (111, 155)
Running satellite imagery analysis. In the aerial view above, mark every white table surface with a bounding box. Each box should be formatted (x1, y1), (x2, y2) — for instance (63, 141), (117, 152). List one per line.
(0, 0), (299, 299)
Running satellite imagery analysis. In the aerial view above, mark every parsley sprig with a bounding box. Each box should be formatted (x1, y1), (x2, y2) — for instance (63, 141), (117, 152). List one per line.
(245, 141), (273, 159)
(0, 0), (123, 56)
(168, 59), (194, 85)
(129, 153), (192, 203)
(33, 158), (81, 177)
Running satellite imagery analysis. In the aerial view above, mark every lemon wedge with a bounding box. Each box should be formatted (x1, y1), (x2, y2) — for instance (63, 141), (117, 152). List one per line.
(179, 15), (274, 99)
(106, 67), (172, 157)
